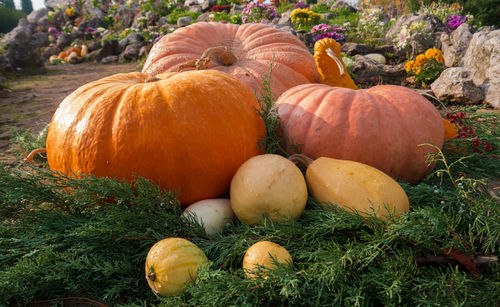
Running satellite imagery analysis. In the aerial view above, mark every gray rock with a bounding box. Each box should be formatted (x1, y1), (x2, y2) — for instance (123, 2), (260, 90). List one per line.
(278, 10), (292, 28)
(27, 8), (50, 25)
(462, 29), (500, 108)
(184, 0), (198, 6)
(116, 5), (134, 28)
(177, 16), (192, 27)
(441, 23), (473, 67)
(196, 12), (211, 22)
(350, 55), (406, 85)
(94, 39), (120, 62)
(139, 45), (151, 58)
(295, 30), (315, 52)
(430, 67), (484, 104)
(55, 33), (74, 50)
(32, 32), (49, 48)
(4, 30), (44, 71)
(230, 4), (243, 15)
(330, 1), (358, 12)
(17, 18), (31, 28)
(188, 5), (202, 13)
(158, 17), (168, 26)
(321, 13), (336, 20)
(41, 45), (60, 59)
(45, 0), (70, 10)
(101, 55), (118, 64)
(120, 43), (143, 61)
(77, 17), (106, 33)
(386, 13), (444, 40)
(88, 40), (102, 52)
(341, 42), (394, 56)
(36, 16), (49, 29)
(5, 26), (32, 43)
(127, 32), (144, 44)
(201, 0), (216, 12)
(364, 53), (386, 64)
(119, 37), (129, 51)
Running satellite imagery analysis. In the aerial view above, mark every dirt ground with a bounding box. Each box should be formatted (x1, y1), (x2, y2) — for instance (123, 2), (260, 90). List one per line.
(0, 62), (138, 165)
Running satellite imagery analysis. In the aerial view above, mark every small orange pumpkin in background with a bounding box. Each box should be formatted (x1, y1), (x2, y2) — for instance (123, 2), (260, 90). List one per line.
(276, 39), (444, 184)
(142, 22), (320, 98)
(58, 51), (68, 59)
(66, 46), (82, 57)
(46, 70), (265, 205)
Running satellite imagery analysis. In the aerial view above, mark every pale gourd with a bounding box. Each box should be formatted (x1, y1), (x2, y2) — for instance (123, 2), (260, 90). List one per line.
(230, 154), (308, 225)
(145, 238), (208, 296)
(242, 241), (293, 279)
(290, 154), (409, 221)
(182, 198), (234, 235)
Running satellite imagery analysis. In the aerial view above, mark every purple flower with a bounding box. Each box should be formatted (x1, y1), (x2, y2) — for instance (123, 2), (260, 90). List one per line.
(293, 2), (305, 9)
(444, 14), (468, 34)
(314, 32), (346, 43)
(48, 26), (58, 33)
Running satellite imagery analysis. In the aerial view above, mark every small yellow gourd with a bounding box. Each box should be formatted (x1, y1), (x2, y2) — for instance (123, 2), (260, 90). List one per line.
(290, 154), (409, 221)
(313, 38), (358, 90)
(145, 238), (208, 296)
(242, 241), (292, 279)
(230, 154), (308, 225)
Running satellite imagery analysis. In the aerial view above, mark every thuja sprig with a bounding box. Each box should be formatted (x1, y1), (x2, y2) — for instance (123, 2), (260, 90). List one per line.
(256, 60), (287, 156)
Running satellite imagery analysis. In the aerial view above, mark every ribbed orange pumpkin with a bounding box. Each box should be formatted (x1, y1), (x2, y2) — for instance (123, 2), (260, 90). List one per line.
(142, 22), (320, 98)
(46, 70), (265, 205)
(276, 84), (444, 183)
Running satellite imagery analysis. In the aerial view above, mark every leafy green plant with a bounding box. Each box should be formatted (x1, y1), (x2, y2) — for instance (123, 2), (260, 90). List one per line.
(311, 3), (331, 13)
(166, 8), (200, 24)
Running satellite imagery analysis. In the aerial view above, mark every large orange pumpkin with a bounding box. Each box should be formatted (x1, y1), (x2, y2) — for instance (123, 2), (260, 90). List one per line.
(276, 85), (444, 184)
(142, 22), (320, 98)
(46, 70), (265, 205)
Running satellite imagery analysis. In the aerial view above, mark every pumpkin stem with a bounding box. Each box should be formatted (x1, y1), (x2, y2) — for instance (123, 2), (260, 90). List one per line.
(288, 154), (314, 172)
(145, 75), (160, 83)
(146, 267), (160, 294)
(177, 46), (237, 71)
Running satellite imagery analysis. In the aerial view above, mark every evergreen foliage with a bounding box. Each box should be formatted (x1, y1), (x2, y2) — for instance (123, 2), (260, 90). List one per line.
(2, 0), (14, 9)
(21, 0), (33, 15)
(0, 6), (25, 33)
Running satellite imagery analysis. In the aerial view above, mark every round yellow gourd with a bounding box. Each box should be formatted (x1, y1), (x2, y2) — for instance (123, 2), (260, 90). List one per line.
(229, 154), (308, 225)
(242, 241), (293, 279)
(290, 154), (409, 221)
(145, 238), (208, 296)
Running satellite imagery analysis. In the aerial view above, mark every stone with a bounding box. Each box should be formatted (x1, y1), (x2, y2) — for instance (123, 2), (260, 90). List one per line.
(184, 0), (198, 6)
(330, 1), (358, 12)
(127, 32), (144, 44)
(77, 17), (106, 33)
(94, 39), (120, 62)
(158, 17), (168, 26)
(41, 45), (60, 59)
(430, 67), (484, 104)
(440, 23), (473, 67)
(462, 29), (500, 108)
(139, 45), (150, 58)
(88, 40), (102, 53)
(188, 5), (202, 13)
(350, 55), (406, 85)
(364, 53), (386, 65)
(116, 5), (134, 28)
(32, 32), (49, 48)
(101, 55), (118, 64)
(4, 28), (44, 72)
(196, 12), (211, 22)
(55, 33), (74, 50)
(386, 13), (444, 40)
(278, 10), (292, 28)
(120, 43), (143, 61)
(230, 4), (243, 15)
(177, 16), (192, 28)
(45, 0), (70, 10)
(201, 0), (216, 12)
(4, 26), (31, 43)
(341, 42), (394, 56)
(27, 8), (50, 25)
(295, 30), (315, 52)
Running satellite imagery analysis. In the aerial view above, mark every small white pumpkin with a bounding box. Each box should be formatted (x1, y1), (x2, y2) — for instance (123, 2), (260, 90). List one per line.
(182, 198), (234, 235)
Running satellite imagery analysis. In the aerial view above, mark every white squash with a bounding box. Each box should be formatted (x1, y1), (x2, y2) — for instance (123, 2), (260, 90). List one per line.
(182, 198), (234, 235)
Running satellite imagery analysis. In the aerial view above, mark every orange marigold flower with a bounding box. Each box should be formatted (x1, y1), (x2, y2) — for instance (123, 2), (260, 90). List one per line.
(404, 60), (415, 72)
(425, 48), (443, 63)
(415, 54), (427, 64)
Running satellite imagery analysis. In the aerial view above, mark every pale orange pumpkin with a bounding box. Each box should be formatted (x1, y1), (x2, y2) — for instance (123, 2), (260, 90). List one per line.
(46, 70), (265, 205)
(142, 22), (320, 98)
(276, 39), (445, 183)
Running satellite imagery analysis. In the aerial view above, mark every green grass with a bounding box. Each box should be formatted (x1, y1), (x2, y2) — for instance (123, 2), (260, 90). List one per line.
(1, 80), (499, 305)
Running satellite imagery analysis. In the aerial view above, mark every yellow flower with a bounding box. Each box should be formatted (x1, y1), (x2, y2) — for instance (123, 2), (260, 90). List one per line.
(425, 48), (443, 63)
(415, 54), (428, 65)
(404, 60), (415, 72)
(415, 69), (421, 75)
(65, 8), (75, 16)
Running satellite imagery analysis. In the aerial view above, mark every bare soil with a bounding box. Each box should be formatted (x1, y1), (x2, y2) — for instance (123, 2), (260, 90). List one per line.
(0, 62), (138, 165)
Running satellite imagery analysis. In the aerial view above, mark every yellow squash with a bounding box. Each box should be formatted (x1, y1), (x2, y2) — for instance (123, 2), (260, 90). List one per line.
(145, 238), (208, 296)
(243, 241), (293, 279)
(290, 154), (409, 221)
